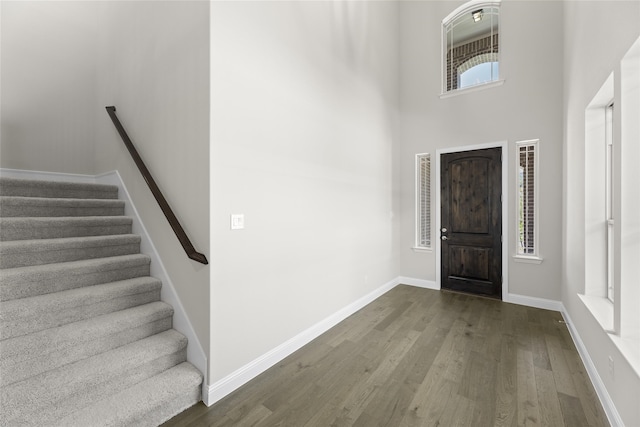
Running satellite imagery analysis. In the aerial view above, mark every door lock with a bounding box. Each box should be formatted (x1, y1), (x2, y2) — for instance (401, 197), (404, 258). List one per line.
(441, 227), (447, 233)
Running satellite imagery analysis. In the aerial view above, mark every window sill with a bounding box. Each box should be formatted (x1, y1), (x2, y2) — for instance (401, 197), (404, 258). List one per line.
(513, 255), (543, 264)
(609, 334), (640, 379)
(439, 79), (505, 99)
(578, 294), (640, 377)
(412, 247), (433, 254)
(578, 293), (614, 333)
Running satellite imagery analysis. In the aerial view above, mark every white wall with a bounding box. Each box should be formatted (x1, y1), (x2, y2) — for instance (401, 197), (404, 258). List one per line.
(398, 1), (564, 302)
(209, 1), (400, 383)
(94, 1), (211, 375)
(563, 1), (640, 425)
(0, 1), (98, 174)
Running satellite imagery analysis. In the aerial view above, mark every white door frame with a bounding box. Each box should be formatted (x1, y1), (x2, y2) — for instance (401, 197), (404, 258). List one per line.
(435, 140), (509, 300)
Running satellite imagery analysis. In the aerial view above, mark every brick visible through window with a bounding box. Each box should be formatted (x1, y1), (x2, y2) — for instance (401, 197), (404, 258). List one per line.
(446, 35), (499, 91)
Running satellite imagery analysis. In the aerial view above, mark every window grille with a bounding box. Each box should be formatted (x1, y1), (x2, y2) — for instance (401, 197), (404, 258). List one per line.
(417, 154), (431, 248)
(443, 1), (501, 93)
(517, 141), (537, 256)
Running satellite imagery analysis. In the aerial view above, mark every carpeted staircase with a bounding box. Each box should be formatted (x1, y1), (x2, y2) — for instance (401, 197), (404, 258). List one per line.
(0, 176), (203, 426)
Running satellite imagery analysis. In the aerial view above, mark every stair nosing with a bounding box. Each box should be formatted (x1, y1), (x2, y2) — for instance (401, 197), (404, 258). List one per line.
(57, 362), (202, 427)
(0, 216), (133, 226)
(1, 301), (174, 365)
(0, 196), (125, 205)
(0, 234), (142, 253)
(0, 276), (163, 321)
(2, 329), (188, 415)
(0, 178), (119, 192)
(0, 253), (151, 278)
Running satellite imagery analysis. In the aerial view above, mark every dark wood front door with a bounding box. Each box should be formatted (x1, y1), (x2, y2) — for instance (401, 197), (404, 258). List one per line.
(440, 148), (502, 299)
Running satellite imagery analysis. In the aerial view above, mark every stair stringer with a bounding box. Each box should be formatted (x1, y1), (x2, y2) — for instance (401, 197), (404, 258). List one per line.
(0, 167), (208, 398)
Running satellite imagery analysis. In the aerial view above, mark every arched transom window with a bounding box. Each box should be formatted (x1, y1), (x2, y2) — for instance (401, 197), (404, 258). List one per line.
(443, 1), (500, 93)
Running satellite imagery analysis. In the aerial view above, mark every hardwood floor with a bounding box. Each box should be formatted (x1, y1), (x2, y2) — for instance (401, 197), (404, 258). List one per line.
(161, 286), (608, 427)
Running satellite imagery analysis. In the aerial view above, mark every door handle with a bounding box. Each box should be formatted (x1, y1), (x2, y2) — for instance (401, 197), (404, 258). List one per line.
(441, 236), (448, 241)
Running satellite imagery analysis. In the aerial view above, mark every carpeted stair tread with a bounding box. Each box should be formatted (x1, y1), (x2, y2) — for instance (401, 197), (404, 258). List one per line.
(1, 301), (174, 387)
(0, 216), (133, 241)
(1, 276), (162, 340)
(0, 176), (203, 425)
(0, 234), (141, 268)
(0, 254), (151, 301)
(1, 329), (188, 426)
(58, 362), (202, 427)
(0, 177), (119, 199)
(0, 196), (125, 217)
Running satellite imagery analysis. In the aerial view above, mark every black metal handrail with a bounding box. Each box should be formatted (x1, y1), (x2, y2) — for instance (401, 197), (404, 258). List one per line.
(105, 106), (208, 265)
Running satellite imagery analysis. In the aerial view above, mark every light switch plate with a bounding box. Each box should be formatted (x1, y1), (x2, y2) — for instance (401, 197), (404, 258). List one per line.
(230, 214), (244, 230)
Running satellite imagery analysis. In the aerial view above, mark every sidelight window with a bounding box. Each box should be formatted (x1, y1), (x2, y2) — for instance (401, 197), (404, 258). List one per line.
(415, 154), (431, 249)
(515, 140), (539, 260)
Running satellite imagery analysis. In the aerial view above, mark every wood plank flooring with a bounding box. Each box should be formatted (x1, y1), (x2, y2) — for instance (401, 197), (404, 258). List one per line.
(162, 286), (608, 427)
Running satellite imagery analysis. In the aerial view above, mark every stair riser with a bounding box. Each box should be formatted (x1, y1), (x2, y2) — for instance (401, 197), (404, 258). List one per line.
(4, 350), (188, 425)
(0, 241), (141, 269)
(123, 384), (201, 427)
(0, 223), (132, 241)
(42, 351), (187, 426)
(1, 301), (171, 361)
(0, 183), (118, 200)
(0, 204), (125, 218)
(0, 259), (151, 302)
(2, 332), (187, 425)
(0, 188), (118, 199)
(1, 317), (173, 387)
(60, 363), (203, 427)
(1, 289), (161, 340)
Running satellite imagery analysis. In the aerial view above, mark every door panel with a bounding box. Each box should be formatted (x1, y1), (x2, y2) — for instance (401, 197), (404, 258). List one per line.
(441, 148), (502, 299)
(450, 159), (490, 233)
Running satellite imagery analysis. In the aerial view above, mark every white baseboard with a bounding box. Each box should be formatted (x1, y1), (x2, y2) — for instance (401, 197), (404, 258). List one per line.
(399, 278), (563, 313)
(203, 274), (620, 423)
(504, 293), (563, 312)
(0, 168), (208, 394)
(561, 306), (623, 427)
(398, 276), (438, 290)
(204, 276), (401, 406)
